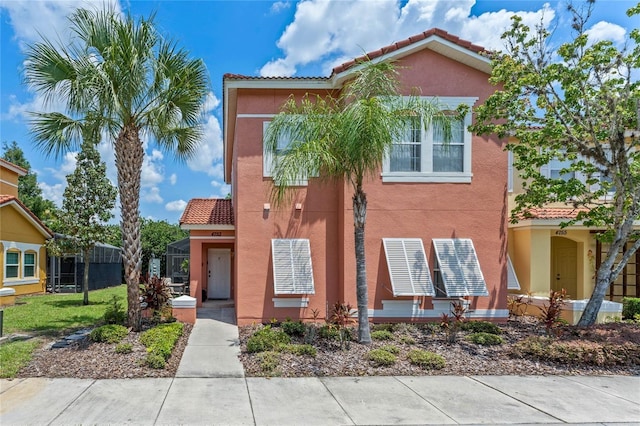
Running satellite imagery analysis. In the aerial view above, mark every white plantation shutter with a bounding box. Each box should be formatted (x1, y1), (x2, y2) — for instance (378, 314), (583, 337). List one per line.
(432, 238), (489, 297)
(383, 238), (435, 296)
(506, 254), (521, 290)
(271, 239), (315, 294)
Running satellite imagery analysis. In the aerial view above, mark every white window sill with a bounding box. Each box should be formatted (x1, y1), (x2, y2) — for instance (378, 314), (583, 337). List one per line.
(3, 278), (39, 286)
(272, 297), (310, 308)
(381, 172), (472, 183)
(264, 177), (309, 186)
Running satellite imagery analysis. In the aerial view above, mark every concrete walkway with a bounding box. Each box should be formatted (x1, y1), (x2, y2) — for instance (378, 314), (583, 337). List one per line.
(1, 303), (639, 425)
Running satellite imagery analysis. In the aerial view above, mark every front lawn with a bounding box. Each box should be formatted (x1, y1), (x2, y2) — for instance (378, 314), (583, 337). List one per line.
(0, 285), (127, 378)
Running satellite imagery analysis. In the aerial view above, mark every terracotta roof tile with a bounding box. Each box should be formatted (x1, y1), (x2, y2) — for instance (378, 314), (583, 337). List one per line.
(331, 28), (487, 75)
(180, 198), (234, 226)
(0, 194), (53, 236)
(521, 208), (590, 220)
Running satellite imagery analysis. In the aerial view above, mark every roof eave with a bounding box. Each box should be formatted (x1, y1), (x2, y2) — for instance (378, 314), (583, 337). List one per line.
(1, 200), (54, 238)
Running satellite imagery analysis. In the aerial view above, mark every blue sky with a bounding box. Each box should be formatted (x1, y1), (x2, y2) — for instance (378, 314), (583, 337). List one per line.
(0, 0), (637, 224)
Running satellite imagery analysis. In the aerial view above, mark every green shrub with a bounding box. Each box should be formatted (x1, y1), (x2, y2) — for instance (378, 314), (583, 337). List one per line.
(367, 349), (397, 366)
(90, 324), (128, 343)
(140, 322), (184, 362)
(281, 320), (306, 337)
(398, 335), (416, 345)
(407, 349), (445, 369)
(115, 343), (133, 354)
(622, 298), (640, 320)
(393, 323), (418, 334)
(371, 330), (394, 341)
(256, 351), (280, 373)
(319, 324), (354, 341)
(145, 353), (166, 369)
(283, 344), (317, 357)
(461, 321), (502, 335)
(371, 323), (394, 332)
(246, 326), (291, 353)
(467, 332), (504, 346)
(103, 296), (126, 325)
(379, 344), (400, 355)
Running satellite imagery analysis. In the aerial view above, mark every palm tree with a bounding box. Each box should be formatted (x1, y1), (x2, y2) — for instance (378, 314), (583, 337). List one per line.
(266, 60), (455, 343)
(24, 7), (208, 330)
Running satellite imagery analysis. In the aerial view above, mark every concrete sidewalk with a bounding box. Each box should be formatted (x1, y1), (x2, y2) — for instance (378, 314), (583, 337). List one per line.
(1, 375), (639, 424)
(2, 304), (638, 425)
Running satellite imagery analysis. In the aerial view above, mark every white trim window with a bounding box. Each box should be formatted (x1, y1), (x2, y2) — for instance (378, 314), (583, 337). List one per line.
(382, 96), (477, 183)
(263, 121), (308, 186)
(23, 252), (36, 278)
(382, 238), (435, 296)
(271, 239), (315, 295)
(432, 238), (489, 297)
(5, 250), (19, 279)
(541, 150), (576, 182)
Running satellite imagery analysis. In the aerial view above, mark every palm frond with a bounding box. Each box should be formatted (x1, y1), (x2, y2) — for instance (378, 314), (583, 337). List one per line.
(28, 112), (83, 158)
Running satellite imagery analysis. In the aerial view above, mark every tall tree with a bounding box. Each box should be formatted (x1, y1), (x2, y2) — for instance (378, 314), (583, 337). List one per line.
(266, 60), (455, 343)
(24, 7), (208, 330)
(51, 135), (117, 305)
(1, 141), (58, 225)
(471, 1), (640, 325)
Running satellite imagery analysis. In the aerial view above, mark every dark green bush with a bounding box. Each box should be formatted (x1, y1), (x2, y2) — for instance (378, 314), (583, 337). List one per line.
(140, 322), (184, 361)
(283, 344), (317, 357)
(461, 321), (502, 335)
(371, 330), (394, 341)
(407, 349), (445, 369)
(622, 298), (640, 320)
(115, 343), (133, 354)
(90, 324), (128, 343)
(103, 296), (126, 325)
(367, 349), (397, 366)
(281, 320), (306, 337)
(467, 332), (504, 346)
(246, 326), (291, 353)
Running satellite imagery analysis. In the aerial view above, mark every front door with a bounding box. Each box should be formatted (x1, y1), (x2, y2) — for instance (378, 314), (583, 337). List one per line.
(207, 249), (230, 299)
(551, 237), (577, 296)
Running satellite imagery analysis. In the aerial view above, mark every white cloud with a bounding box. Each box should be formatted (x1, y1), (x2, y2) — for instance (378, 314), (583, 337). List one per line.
(202, 91), (220, 113)
(270, 1), (291, 14)
(210, 179), (231, 198)
(166, 199), (187, 212)
(187, 113), (224, 176)
(169, 173), (177, 185)
(586, 21), (626, 45)
(141, 149), (165, 188)
(260, 0), (556, 77)
(142, 186), (163, 204)
(38, 181), (64, 207)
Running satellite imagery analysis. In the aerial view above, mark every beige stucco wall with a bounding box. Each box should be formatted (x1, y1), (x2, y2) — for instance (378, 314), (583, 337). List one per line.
(0, 164), (21, 197)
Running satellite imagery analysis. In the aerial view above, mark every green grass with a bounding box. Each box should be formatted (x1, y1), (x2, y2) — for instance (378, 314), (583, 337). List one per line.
(0, 339), (42, 378)
(0, 285), (127, 378)
(2, 285), (127, 335)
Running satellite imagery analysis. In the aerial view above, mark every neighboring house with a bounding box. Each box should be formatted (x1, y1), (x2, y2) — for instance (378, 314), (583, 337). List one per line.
(0, 159), (53, 305)
(182, 29), (509, 325)
(507, 146), (638, 323)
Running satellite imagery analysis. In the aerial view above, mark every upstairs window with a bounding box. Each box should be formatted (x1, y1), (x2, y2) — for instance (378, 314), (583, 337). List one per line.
(263, 121), (309, 186)
(383, 97), (477, 183)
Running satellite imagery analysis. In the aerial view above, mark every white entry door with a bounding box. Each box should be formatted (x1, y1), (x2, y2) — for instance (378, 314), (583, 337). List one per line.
(207, 249), (231, 299)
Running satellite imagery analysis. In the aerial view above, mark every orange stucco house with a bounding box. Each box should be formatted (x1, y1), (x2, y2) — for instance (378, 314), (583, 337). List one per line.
(181, 29), (509, 325)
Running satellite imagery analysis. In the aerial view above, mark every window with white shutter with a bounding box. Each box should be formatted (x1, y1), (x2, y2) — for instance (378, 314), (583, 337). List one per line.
(382, 238), (435, 296)
(432, 238), (489, 297)
(506, 254), (521, 290)
(271, 239), (315, 294)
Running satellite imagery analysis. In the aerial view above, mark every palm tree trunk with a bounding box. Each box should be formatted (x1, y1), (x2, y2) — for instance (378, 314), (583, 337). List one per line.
(353, 186), (371, 344)
(83, 247), (90, 305)
(116, 125), (143, 331)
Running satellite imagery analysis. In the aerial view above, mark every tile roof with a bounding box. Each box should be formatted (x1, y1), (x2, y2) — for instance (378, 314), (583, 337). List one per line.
(521, 208), (590, 220)
(331, 28), (487, 75)
(223, 28), (487, 82)
(180, 198), (234, 226)
(0, 194), (53, 236)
